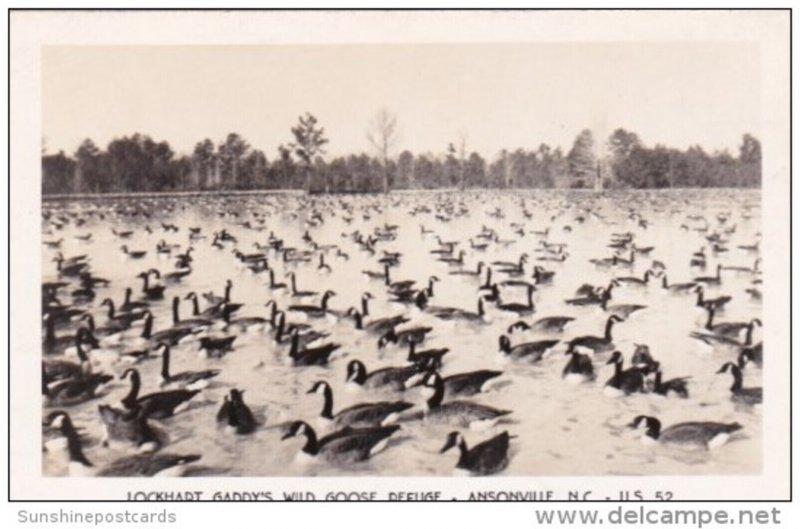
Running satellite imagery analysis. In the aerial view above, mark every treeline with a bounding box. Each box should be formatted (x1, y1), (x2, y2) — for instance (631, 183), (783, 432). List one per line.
(41, 116), (761, 195)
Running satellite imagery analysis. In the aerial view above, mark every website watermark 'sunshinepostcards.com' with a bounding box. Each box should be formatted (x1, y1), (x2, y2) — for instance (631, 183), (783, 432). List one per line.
(17, 510), (176, 524)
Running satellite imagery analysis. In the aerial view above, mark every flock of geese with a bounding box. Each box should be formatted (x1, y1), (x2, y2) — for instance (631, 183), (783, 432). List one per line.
(40, 191), (762, 477)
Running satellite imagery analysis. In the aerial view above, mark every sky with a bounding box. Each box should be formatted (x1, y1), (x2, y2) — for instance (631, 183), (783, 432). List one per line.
(42, 43), (760, 159)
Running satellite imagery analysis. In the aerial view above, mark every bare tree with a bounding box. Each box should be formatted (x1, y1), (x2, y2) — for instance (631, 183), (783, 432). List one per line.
(366, 108), (399, 193)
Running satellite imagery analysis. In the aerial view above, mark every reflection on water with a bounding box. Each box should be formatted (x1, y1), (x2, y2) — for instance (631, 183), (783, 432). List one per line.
(41, 189), (762, 476)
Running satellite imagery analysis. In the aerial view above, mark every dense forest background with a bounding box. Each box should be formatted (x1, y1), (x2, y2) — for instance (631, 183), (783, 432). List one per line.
(42, 113), (761, 195)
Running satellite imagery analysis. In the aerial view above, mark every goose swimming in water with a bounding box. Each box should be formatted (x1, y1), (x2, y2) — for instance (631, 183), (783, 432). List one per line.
(498, 335), (558, 362)
(495, 284), (536, 315)
(603, 351), (649, 397)
(280, 421), (401, 464)
(120, 368), (200, 419)
(567, 315), (624, 354)
(660, 274), (697, 293)
(562, 350), (596, 383)
(97, 404), (161, 452)
(717, 362), (762, 406)
(421, 372), (511, 430)
(45, 411), (201, 477)
(288, 328), (341, 366)
(345, 359), (421, 392)
(287, 290), (336, 318)
(157, 343), (220, 389)
(216, 389), (256, 434)
(412, 369), (503, 398)
(347, 308), (409, 336)
(440, 430), (512, 476)
(738, 344), (763, 369)
(648, 361), (690, 398)
(629, 415), (742, 450)
(42, 370), (112, 406)
(694, 264), (723, 286)
(308, 381), (413, 429)
(695, 286), (731, 312)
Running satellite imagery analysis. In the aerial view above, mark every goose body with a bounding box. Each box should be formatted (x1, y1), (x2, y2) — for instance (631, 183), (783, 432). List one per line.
(308, 381), (413, 429)
(44, 411), (200, 477)
(422, 373), (511, 430)
(120, 368), (200, 418)
(498, 335), (558, 362)
(567, 315), (623, 354)
(717, 362), (762, 406)
(281, 421), (401, 464)
(441, 431), (511, 476)
(630, 415), (742, 450)
(345, 360), (420, 392)
(157, 343), (220, 389)
(216, 389), (256, 434)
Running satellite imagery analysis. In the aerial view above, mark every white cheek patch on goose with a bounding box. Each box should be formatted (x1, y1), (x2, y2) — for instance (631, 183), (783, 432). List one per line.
(369, 438), (389, 457)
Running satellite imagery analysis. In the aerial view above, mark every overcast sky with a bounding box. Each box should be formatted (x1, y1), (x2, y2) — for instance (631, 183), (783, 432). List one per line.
(42, 42), (760, 159)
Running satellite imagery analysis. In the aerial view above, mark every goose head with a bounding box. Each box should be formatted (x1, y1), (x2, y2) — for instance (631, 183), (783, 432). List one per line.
(440, 431), (465, 454)
(281, 421), (310, 440)
(606, 351), (624, 365)
(306, 380), (329, 395)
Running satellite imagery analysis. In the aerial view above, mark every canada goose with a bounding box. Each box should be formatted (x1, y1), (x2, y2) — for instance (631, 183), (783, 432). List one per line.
(97, 404), (161, 452)
(648, 362), (690, 398)
(203, 279), (234, 306)
(708, 317), (761, 342)
(629, 415), (742, 450)
(498, 335), (558, 362)
(121, 245), (147, 259)
(406, 340), (449, 369)
(378, 326), (434, 349)
(449, 261), (485, 277)
(198, 335), (236, 358)
(216, 389), (256, 434)
(112, 228), (134, 238)
(43, 333), (93, 385)
(716, 362), (762, 406)
(695, 286), (731, 312)
(496, 284), (536, 315)
(172, 296), (214, 331)
(288, 290), (336, 318)
(308, 381), (413, 429)
(287, 272), (318, 298)
(120, 368), (200, 419)
(288, 329), (340, 366)
(280, 421), (401, 464)
(156, 343), (220, 389)
(738, 345), (763, 369)
(532, 266), (555, 285)
(42, 370), (112, 406)
(614, 270), (654, 286)
(600, 290), (647, 319)
(429, 297), (488, 322)
(119, 287), (149, 313)
(509, 316), (575, 334)
(567, 315), (624, 354)
(268, 269), (287, 290)
(562, 351), (595, 383)
(421, 373), (511, 430)
(45, 411), (200, 477)
(660, 274), (696, 293)
(348, 308), (409, 336)
(604, 351), (647, 397)
(137, 271), (166, 300)
(440, 431), (512, 476)
(412, 369), (503, 398)
(345, 359), (420, 392)
(694, 264), (723, 285)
